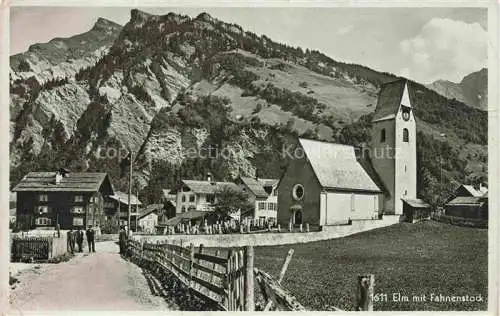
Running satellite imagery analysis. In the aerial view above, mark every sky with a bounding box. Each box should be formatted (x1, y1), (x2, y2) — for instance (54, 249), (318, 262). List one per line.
(10, 7), (488, 84)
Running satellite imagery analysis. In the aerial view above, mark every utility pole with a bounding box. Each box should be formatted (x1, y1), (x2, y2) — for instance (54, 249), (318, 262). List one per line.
(440, 133), (446, 205)
(135, 188), (139, 233)
(127, 151), (133, 236)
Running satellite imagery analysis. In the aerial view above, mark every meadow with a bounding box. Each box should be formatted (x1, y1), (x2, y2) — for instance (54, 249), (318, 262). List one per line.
(254, 221), (488, 311)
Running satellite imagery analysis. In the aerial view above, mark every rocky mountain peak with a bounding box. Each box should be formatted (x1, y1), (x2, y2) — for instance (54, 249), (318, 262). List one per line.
(92, 17), (122, 31)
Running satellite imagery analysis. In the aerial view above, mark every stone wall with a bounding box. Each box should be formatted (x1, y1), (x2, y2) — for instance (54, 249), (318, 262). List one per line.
(131, 215), (400, 247)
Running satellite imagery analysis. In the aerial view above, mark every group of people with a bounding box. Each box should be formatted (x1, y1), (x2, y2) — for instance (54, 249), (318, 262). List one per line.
(67, 225), (97, 254)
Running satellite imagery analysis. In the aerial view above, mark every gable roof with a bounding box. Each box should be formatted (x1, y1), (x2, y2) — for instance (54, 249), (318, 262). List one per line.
(299, 138), (382, 193)
(12, 172), (112, 193)
(138, 204), (164, 219)
(446, 196), (486, 206)
(108, 191), (142, 205)
(372, 79), (407, 122)
(162, 189), (177, 199)
(402, 198), (431, 209)
(460, 185), (488, 197)
(239, 177), (278, 198)
(181, 180), (240, 195)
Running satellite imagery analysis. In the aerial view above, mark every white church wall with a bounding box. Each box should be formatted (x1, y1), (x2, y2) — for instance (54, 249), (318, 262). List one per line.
(324, 192), (351, 225)
(351, 194), (380, 220)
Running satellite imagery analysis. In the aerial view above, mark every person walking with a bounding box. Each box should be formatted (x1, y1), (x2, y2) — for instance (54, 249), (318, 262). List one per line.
(76, 228), (84, 252)
(86, 225), (95, 253)
(66, 228), (75, 254)
(118, 226), (127, 255)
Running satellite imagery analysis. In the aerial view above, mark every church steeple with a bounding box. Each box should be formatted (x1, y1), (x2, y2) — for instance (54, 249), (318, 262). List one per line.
(370, 79), (417, 216)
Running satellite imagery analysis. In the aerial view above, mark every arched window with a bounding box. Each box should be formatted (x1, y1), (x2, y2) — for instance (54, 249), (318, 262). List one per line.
(380, 129), (386, 142)
(403, 128), (409, 142)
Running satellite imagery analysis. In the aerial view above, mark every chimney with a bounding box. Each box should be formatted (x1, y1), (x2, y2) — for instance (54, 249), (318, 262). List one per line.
(55, 168), (69, 184)
(55, 172), (63, 184)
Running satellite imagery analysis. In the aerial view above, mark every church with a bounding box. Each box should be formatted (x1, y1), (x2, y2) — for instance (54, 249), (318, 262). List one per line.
(277, 79), (430, 228)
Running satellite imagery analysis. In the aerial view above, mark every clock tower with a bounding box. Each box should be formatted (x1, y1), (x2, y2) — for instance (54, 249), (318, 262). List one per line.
(369, 80), (417, 215)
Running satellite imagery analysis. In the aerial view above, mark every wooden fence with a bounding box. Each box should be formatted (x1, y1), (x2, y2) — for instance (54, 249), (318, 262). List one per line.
(127, 239), (254, 311)
(11, 235), (67, 262)
(127, 240), (374, 311)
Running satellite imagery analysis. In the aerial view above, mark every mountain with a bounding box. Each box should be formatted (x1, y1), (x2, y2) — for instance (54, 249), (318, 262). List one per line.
(10, 9), (487, 205)
(427, 68), (487, 110)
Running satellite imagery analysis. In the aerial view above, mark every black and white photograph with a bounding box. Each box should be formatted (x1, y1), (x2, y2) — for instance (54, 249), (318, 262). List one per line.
(3, 2), (498, 314)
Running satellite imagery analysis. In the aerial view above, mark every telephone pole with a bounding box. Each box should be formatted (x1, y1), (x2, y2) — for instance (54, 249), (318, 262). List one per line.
(127, 151), (133, 236)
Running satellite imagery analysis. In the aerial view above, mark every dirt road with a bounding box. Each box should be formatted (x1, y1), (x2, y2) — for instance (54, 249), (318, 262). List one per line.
(9, 241), (173, 313)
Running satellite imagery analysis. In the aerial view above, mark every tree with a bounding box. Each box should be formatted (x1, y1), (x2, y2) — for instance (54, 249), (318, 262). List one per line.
(213, 186), (253, 219)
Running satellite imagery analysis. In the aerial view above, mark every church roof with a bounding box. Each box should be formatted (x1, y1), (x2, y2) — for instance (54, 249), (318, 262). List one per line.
(299, 138), (382, 193)
(372, 79), (408, 122)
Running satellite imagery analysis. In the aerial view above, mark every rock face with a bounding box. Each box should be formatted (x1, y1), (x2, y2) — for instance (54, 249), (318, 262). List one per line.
(427, 68), (487, 110)
(10, 10), (487, 203)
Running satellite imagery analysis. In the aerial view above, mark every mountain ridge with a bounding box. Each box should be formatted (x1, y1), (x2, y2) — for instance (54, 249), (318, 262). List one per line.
(427, 68), (487, 110)
(9, 9), (487, 205)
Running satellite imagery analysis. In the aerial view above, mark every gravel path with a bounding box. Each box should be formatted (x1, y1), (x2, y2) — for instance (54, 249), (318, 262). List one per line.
(9, 241), (173, 313)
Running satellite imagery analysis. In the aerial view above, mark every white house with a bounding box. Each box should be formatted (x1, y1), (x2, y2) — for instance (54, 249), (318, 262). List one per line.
(174, 178), (240, 214)
(236, 177), (278, 222)
(138, 206), (159, 234)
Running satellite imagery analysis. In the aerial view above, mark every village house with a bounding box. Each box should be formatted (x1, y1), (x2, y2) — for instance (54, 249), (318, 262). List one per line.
(138, 204), (161, 234)
(12, 169), (114, 230)
(444, 184), (488, 220)
(173, 176), (240, 214)
(103, 191), (141, 231)
(235, 176), (279, 222)
(161, 188), (177, 203)
(277, 80), (429, 227)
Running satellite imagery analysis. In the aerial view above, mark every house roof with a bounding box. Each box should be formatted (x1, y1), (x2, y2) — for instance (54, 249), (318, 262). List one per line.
(181, 180), (240, 195)
(460, 185), (488, 197)
(12, 172), (111, 192)
(164, 210), (210, 226)
(446, 196), (486, 206)
(239, 177), (276, 198)
(402, 198), (431, 209)
(182, 210), (209, 220)
(165, 215), (183, 226)
(372, 79), (407, 122)
(139, 204), (164, 219)
(299, 138), (382, 193)
(162, 189), (176, 199)
(108, 191), (142, 205)
(260, 178), (279, 187)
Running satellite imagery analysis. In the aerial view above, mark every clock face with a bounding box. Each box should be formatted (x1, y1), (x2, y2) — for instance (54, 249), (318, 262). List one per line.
(402, 108), (411, 121)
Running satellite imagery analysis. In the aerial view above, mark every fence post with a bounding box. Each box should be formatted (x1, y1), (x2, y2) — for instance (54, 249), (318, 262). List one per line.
(197, 244), (204, 279)
(277, 224), (281, 232)
(306, 223), (310, 232)
(288, 222), (292, 232)
(357, 274), (375, 311)
(189, 243), (195, 292)
(299, 223), (303, 232)
(244, 246), (255, 311)
(226, 250), (233, 310)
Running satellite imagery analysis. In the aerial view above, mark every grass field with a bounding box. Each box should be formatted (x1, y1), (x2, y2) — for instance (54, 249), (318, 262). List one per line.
(254, 221), (488, 311)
